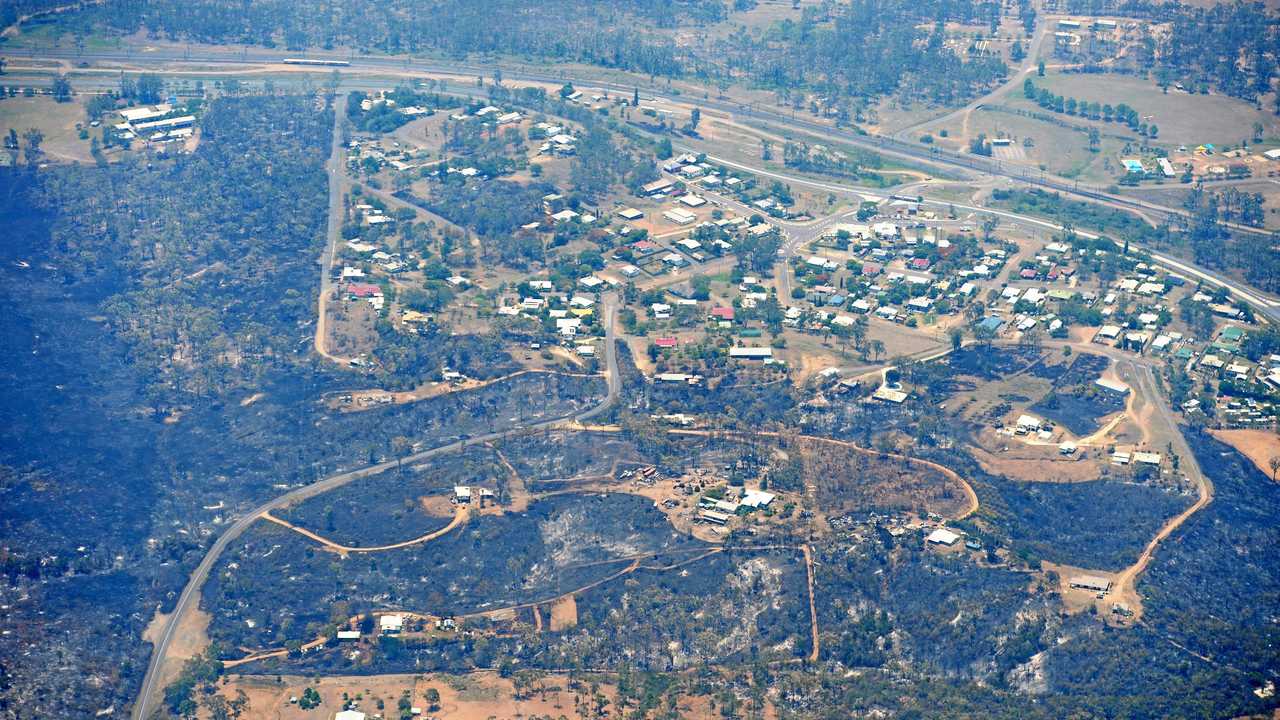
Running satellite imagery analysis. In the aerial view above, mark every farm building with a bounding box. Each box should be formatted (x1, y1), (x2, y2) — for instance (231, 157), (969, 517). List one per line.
(699, 509), (732, 525)
(927, 528), (960, 546)
(1070, 575), (1112, 593)
(379, 614), (404, 635)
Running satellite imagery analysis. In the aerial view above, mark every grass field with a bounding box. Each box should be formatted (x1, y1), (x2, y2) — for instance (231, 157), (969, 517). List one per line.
(0, 96), (96, 163)
(943, 106), (1130, 181)
(1031, 71), (1279, 148)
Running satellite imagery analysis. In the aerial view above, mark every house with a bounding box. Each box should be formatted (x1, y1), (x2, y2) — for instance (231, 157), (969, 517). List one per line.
(379, 614), (405, 635)
(336, 630), (361, 641)
(335, 712), (368, 720)
(1016, 414), (1042, 433)
(805, 255), (839, 271)
(1200, 353), (1225, 370)
(679, 194), (707, 207)
(631, 239), (661, 256)
(875, 306), (900, 322)
(927, 528), (960, 546)
(977, 316), (1005, 334)
(616, 207), (645, 221)
(453, 486), (472, 504)
(711, 307), (735, 322)
(729, 346), (772, 360)
(654, 337), (678, 349)
(1094, 325), (1122, 343)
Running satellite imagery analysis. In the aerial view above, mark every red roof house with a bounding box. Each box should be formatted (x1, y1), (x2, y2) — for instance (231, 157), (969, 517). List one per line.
(711, 307), (735, 321)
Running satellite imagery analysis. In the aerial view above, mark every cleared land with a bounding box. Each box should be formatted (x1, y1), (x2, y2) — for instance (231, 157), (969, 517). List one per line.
(0, 96), (96, 164)
(1028, 72), (1280, 148)
(1209, 428), (1280, 480)
(215, 671), (616, 720)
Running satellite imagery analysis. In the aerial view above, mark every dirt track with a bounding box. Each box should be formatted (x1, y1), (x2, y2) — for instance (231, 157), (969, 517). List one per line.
(262, 505), (466, 554)
(667, 428), (981, 520)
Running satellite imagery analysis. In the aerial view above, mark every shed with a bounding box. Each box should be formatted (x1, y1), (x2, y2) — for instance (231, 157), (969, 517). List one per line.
(1070, 575), (1112, 592)
(927, 528), (960, 546)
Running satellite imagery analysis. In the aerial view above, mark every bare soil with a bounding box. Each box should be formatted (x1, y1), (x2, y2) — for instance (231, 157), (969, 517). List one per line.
(1209, 428), (1280, 481)
(214, 671), (617, 720)
(143, 604), (212, 700)
(548, 594), (578, 631)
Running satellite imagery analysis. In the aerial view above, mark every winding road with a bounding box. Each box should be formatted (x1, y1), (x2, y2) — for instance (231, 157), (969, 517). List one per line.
(8, 38), (1234, 716)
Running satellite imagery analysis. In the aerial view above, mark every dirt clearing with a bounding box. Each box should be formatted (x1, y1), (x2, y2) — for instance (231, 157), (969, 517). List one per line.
(216, 670), (617, 720)
(548, 594), (578, 631)
(142, 603), (211, 702)
(1209, 428), (1280, 481)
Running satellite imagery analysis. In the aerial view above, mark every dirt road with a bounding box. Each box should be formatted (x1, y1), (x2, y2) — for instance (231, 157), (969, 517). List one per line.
(132, 294), (621, 720)
(1105, 362), (1213, 618)
(667, 428), (980, 520)
(262, 505), (467, 554)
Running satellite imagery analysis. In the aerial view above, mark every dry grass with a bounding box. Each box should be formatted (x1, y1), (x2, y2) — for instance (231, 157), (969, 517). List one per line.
(0, 96), (96, 164)
(143, 604), (212, 704)
(1031, 71), (1280, 148)
(216, 671), (614, 720)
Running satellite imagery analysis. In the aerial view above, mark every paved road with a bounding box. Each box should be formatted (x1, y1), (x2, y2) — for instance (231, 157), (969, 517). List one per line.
(12, 43), (1277, 240)
(314, 104), (350, 365)
(11, 44), (1279, 316)
(676, 146), (1280, 323)
(892, 7), (1051, 142)
(130, 163), (622, 720)
(1108, 359), (1212, 609)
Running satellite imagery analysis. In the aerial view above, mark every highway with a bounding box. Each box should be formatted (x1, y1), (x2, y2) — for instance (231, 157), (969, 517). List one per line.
(672, 145), (1280, 323)
(11, 42), (1278, 240)
(9, 44), (1280, 318)
(7, 38), (1269, 712)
